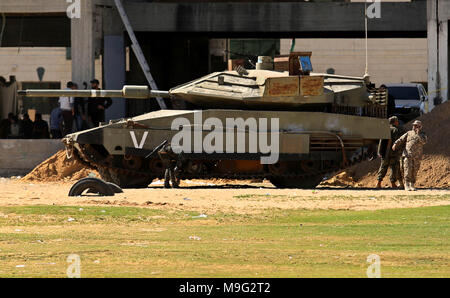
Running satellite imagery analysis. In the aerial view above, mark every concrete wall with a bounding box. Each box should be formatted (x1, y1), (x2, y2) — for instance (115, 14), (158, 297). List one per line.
(0, 47), (102, 85)
(0, 139), (64, 176)
(0, 0), (67, 13)
(122, 1), (426, 36)
(280, 38), (428, 87)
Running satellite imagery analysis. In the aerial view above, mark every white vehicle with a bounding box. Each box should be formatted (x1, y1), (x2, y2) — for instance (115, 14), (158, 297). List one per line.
(384, 83), (429, 123)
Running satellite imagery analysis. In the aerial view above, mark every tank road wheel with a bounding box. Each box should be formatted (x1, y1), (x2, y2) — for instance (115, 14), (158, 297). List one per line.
(269, 174), (324, 189)
(109, 169), (154, 189)
(148, 158), (165, 176)
(122, 156), (143, 170)
(268, 162), (289, 175)
(300, 160), (319, 173)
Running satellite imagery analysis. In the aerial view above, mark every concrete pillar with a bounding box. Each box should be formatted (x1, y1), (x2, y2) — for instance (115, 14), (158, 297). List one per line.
(427, 0), (449, 110)
(71, 0), (95, 86)
(104, 35), (126, 121)
(102, 4), (127, 121)
(438, 20), (448, 104)
(428, 0), (439, 110)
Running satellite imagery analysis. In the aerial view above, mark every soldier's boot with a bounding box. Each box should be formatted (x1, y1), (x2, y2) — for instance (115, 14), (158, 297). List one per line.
(376, 181), (382, 189)
(391, 181), (397, 189)
(171, 173), (179, 188)
(398, 180), (405, 189)
(172, 165), (182, 188)
(164, 169), (171, 188)
(405, 182), (412, 191)
(409, 183), (416, 191)
(172, 179), (179, 188)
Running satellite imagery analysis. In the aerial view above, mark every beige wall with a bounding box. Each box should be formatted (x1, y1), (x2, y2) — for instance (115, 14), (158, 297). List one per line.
(0, 47), (102, 86)
(0, 38), (427, 89)
(280, 38), (428, 86)
(0, 0), (66, 13)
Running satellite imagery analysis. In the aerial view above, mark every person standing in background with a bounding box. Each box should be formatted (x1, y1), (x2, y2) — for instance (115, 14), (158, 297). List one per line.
(375, 116), (405, 189)
(73, 83), (87, 131)
(50, 107), (63, 139)
(88, 79), (112, 127)
(19, 114), (34, 139)
(8, 115), (20, 138)
(33, 113), (50, 139)
(392, 120), (428, 191)
(59, 82), (76, 136)
(0, 113), (14, 138)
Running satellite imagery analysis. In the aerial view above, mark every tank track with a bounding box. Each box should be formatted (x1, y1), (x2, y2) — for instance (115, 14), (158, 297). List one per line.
(71, 143), (354, 187)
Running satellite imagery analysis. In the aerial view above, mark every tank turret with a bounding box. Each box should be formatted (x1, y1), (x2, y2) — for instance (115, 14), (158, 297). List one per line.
(19, 52), (386, 116)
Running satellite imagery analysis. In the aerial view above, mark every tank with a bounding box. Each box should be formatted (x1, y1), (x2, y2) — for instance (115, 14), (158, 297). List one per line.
(18, 52), (390, 188)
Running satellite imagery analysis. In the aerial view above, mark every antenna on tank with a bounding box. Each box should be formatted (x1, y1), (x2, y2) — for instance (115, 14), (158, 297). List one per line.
(364, 1), (369, 77)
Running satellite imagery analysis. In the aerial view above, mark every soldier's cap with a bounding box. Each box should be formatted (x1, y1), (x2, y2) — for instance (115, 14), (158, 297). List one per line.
(90, 79), (100, 85)
(388, 116), (398, 124)
(412, 120), (422, 126)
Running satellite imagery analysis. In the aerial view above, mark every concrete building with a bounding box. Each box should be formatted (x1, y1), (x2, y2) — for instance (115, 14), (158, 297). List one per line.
(0, 0), (447, 119)
(428, 0), (449, 109)
(0, 48), (102, 87)
(280, 38), (428, 87)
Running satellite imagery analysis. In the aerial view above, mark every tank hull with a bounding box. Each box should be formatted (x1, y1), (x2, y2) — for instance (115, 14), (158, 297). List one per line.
(66, 109), (389, 188)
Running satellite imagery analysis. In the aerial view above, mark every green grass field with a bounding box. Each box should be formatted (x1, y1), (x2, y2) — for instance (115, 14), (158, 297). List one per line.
(0, 205), (448, 277)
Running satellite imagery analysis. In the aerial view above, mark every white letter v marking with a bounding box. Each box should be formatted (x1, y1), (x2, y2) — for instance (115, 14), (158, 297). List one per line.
(130, 131), (149, 149)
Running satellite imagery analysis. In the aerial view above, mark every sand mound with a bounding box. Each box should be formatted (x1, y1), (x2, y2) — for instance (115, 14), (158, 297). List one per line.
(22, 150), (98, 183)
(323, 101), (450, 188)
(321, 171), (361, 188)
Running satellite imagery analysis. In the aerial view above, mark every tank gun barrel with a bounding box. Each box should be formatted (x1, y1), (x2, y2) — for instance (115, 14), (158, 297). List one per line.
(18, 85), (170, 99)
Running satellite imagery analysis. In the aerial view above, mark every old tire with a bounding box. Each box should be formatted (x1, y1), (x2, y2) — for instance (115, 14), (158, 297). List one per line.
(69, 178), (115, 197)
(107, 182), (123, 193)
(270, 175), (323, 189)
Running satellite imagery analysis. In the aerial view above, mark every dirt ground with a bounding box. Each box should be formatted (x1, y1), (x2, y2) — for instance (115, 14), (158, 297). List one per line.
(2, 177), (449, 214)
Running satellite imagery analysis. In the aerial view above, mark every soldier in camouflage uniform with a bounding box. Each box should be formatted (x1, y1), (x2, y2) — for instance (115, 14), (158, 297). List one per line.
(392, 120), (427, 191)
(157, 143), (182, 188)
(376, 116), (405, 189)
